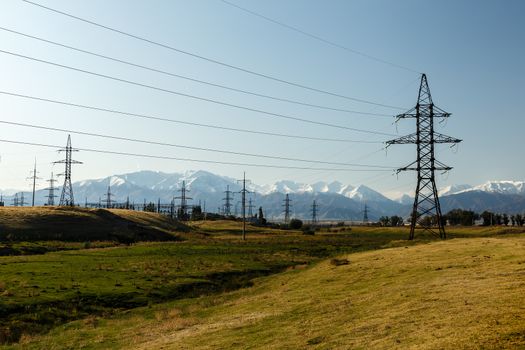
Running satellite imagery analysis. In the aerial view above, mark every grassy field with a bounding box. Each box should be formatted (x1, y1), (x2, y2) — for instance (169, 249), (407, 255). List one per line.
(0, 209), (523, 348)
(0, 213), (419, 344)
(0, 207), (187, 244)
(7, 234), (523, 350)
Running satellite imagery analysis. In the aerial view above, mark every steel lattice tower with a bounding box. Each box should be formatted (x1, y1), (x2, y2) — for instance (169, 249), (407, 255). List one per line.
(223, 185), (234, 216)
(45, 172), (58, 206)
(104, 183), (114, 208)
(362, 203), (369, 224)
(55, 135), (82, 206)
(237, 172), (252, 240)
(27, 159), (41, 207)
(283, 194), (292, 224)
(387, 74), (461, 240)
(247, 197), (255, 217)
(311, 200), (318, 225)
(175, 180), (192, 219)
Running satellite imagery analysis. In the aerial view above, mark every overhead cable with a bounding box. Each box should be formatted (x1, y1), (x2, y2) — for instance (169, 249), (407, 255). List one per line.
(21, 0), (406, 110)
(0, 138), (393, 172)
(0, 26), (391, 118)
(220, 0), (421, 74)
(0, 49), (395, 136)
(0, 119), (393, 168)
(0, 91), (385, 143)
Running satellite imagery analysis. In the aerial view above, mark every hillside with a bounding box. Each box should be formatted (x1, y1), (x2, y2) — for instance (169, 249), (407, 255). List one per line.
(9, 234), (525, 349)
(0, 207), (187, 243)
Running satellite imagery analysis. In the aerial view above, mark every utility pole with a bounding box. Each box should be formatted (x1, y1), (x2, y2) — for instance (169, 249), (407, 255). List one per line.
(223, 185), (234, 216)
(283, 194), (292, 224)
(27, 159), (41, 207)
(12, 193), (19, 207)
(311, 200), (318, 225)
(44, 172), (58, 206)
(237, 172), (251, 240)
(175, 180), (192, 220)
(386, 74), (461, 240)
(55, 135), (82, 206)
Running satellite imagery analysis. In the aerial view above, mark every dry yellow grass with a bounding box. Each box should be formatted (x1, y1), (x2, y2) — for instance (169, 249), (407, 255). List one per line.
(127, 236), (525, 350)
(10, 235), (524, 349)
(0, 206), (186, 242)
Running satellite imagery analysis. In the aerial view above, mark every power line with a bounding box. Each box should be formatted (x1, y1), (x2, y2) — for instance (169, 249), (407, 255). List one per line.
(21, 0), (406, 110)
(0, 26), (392, 118)
(0, 119), (393, 168)
(0, 138), (394, 172)
(220, 0), (421, 74)
(0, 49), (394, 135)
(0, 91), (386, 143)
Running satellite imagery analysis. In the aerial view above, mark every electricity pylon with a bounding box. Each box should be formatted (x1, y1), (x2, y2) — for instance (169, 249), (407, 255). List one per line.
(175, 180), (192, 219)
(223, 185), (234, 216)
(362, 203), (369, 224)
(386, 74), (461, 240)
(247, 197), (255, 217)
(26, 159), (41, 206)
(311, 200), (318, 225)
(55, 135), (82, 206)
(283, 194), (292, 224)
(237, 172), (251, 240)
(104, 183), (114, 208)
(45, 172), (58, 206)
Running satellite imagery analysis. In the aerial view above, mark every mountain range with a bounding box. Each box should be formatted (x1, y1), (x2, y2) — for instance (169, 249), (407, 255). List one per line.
(2, 170), (525, 220)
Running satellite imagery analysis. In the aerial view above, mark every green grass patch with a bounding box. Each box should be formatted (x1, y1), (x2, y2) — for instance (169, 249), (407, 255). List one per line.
(12, 235), (522, 350)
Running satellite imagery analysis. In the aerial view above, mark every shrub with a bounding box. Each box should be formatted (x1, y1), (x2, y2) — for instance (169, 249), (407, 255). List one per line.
(289, 219), (303, 230)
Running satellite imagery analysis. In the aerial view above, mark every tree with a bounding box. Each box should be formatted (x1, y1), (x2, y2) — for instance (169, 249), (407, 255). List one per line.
(494, 214), (502, 226)
(481, 211), (494, 226)
(144, 202), (156, 212)
(390, 215), (403, 227)
(516, 214), (524, 226)
(445, 209), (478, 226)
(191, 205), (202, 220)
(379, 216), (390, 227)
(258, 206), (266, 225)
(289, 218), (303, 229)
(503, 213), (509, 226)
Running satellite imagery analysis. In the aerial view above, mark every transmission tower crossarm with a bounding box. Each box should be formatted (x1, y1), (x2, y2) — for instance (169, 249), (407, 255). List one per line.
(433, 132), (462, 144)
(386, 133), (418, 145)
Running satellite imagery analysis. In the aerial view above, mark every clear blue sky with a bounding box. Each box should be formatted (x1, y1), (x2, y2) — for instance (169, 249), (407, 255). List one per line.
(0, 0), (523, 198)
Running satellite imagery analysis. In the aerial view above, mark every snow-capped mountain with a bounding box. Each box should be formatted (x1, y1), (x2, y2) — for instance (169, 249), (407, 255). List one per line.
(438, 181), (525, 197)
(439, 184), (472, 197)
(3, 171), (525, 219)
(466, 181), (525, 195)
(395, 194), (414, 206)
(344, 185), (391, 202)
(257, 180), (354, 196)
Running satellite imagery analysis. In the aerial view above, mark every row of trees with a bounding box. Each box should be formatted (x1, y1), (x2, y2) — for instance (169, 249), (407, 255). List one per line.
(379, 209), (525, 227)
(443, 209), (524, 226)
